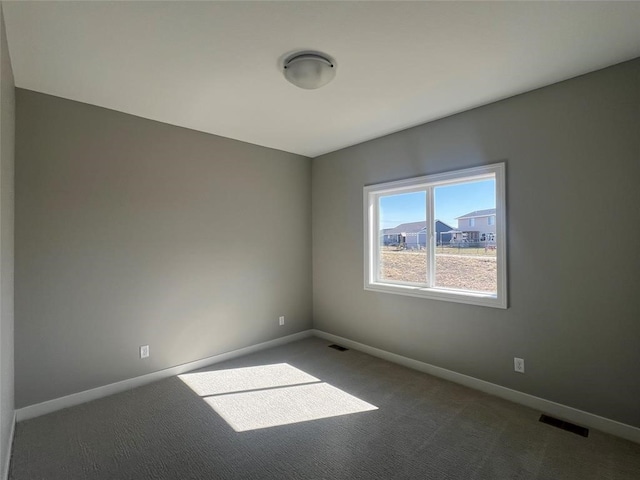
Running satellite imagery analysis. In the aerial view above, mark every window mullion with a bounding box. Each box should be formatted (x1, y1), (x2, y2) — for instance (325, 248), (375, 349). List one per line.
(426, 186), (435, 287)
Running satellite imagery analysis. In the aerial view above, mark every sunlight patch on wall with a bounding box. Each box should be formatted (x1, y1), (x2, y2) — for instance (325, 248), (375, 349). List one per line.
(205, 382), (378, 432)
(179, 363), (377, 432)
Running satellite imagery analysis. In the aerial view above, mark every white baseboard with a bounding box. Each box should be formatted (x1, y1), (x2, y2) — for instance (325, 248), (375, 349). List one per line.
(312, 329), (640, 445)
(2, 411), (15, 480)
(15, 328), (640, 445)
(16, 330), (313, 422)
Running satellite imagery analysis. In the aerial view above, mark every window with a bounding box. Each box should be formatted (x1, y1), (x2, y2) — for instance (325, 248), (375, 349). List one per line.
(364, 163), (507, 309)
(469, 218), (476, 227)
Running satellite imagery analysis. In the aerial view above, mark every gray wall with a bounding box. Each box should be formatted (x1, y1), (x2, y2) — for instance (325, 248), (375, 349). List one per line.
(312, 58), (640, 427)
(0, 5), (14, 476)
(15, 90), (312, 408)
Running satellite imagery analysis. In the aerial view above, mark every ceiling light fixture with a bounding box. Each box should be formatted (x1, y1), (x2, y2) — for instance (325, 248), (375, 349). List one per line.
(283, 51), (336, 90)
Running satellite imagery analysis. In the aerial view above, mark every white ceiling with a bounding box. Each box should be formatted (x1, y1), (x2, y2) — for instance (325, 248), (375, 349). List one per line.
(3, 1), (640, 158)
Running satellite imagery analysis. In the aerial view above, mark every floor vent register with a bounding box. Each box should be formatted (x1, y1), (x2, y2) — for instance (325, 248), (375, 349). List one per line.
(539, 414), (589, 437)
(328, 344), (349, 352)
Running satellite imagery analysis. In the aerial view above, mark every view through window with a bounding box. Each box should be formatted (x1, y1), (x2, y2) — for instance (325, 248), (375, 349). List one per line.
(365, 163), (506, 308)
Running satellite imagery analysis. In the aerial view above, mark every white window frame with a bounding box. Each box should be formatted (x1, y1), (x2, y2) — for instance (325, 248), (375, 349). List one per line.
(363, 163), (507, 309)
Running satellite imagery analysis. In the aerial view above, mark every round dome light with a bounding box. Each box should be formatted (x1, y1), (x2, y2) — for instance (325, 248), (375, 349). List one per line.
(283, 52), (336, 90)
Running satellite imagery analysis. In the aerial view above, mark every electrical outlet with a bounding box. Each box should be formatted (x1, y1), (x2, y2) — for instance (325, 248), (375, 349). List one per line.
(140, 345), (149, 359)
(279, 316), (285, 326)
(514, 357), (525, 373)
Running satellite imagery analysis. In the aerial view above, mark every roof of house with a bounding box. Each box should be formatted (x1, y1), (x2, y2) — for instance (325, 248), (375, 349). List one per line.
(435, 221), (455, 234)
(382, 220), (454, 235)
(456, 208), (496, 220)
(383, 221), (425, 235)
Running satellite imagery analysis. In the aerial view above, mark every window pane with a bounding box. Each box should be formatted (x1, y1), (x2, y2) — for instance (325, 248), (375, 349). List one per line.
(378, 191), (427, 284)
(434, 179), (497, 293)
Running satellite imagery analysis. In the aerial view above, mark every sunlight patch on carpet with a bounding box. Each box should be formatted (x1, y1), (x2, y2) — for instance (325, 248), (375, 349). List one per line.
(179, 363), (378, 432)
(179, 363), (319, 396)
(205, 382), (378, 432)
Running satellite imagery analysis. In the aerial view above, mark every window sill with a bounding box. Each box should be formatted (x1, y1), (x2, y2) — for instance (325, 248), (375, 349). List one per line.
(364, 282), (507, 309)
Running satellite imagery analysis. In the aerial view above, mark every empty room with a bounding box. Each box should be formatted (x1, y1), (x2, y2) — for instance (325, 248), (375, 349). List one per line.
(0, 1), (639, 479)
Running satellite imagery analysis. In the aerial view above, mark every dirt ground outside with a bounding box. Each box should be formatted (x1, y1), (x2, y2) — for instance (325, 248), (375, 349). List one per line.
(379, 250), (497, 293)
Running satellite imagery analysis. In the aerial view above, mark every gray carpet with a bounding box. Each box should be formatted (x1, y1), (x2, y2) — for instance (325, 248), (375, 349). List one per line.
(9, 337), (640, 479)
